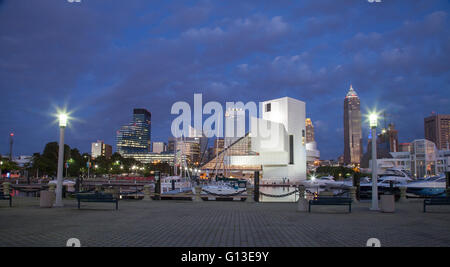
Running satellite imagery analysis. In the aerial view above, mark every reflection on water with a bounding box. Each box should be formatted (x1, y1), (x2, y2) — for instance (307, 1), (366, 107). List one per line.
(11, 189), (40, 198)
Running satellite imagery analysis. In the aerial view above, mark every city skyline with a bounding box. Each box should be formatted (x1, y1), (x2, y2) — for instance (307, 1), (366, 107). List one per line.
(1, 1), (449, 159)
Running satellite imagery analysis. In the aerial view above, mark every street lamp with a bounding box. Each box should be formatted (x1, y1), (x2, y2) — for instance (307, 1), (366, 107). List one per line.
(55, 112), (68, 207)
(369, 112), (379, 211)
(0, 161), (3, 179)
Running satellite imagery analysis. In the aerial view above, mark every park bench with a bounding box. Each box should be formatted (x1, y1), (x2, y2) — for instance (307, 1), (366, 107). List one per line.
(423, 197), (450, 213)
(0, 192), (12, 207)
(309, 196), (352, 213)
(76, 192), (118, 210)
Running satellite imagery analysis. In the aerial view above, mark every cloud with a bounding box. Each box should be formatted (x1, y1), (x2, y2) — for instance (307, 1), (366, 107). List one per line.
(0, 0), (449, 161)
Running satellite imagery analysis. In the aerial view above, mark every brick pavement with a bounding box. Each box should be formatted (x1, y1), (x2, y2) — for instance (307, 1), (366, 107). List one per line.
(0, 197), (449, 247)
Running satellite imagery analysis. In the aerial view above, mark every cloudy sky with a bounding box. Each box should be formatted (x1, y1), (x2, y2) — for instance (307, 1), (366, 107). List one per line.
(0, 0), (449, 159)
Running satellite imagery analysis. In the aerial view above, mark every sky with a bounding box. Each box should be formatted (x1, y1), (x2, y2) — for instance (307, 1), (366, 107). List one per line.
(0, 0), (449, 160)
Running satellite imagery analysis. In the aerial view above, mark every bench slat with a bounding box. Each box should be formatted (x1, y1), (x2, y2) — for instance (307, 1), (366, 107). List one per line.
(309, 197), (352, 213)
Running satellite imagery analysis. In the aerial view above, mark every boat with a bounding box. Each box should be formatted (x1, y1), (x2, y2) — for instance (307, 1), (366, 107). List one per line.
(201, 178), (247, 196)
(378, 168), (414, 183)
(161, 176), (192, 194)
(302, 175), (353, 188)
(405, 176), (447, 198)
(48, 179), (76, 192)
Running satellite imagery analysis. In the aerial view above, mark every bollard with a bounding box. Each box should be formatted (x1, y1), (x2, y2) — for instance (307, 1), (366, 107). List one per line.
(399, 186), (408, 203)
(143, 184), (153, 201)
(3, 182), (11, 196)
(40, 190), (55, 208)
(446, 172), (450, 197)
(48, 183), (56, 193)
(297, 185), (308, 212)
(254, 171), (260, 202)
(349, 186), (358, 203)
(246, 185), (254, 203)
(194, 185), (202, 202)
(112, 187), (120, 199)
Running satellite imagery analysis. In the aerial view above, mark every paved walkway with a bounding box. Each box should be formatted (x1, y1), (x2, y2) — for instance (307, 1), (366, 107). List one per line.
(0, 197), (449, 247)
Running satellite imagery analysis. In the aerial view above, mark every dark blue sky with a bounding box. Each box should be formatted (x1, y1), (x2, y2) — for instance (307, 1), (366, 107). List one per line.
(1, 0), (449, 160)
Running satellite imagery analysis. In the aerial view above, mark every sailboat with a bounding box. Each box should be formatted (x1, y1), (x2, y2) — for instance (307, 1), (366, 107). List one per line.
(161, 136), (193, 194)
(200, 112), (247, 196)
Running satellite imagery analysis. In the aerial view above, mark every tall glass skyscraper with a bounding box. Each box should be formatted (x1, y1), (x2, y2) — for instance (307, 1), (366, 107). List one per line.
(343, 85), (363, 166)
(117, 108), (152, 155)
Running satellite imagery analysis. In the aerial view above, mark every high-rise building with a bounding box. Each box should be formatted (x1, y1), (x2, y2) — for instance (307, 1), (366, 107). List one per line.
(91, 140), (112, 159)
(399, 143), (411, 153)
(424, 114), (450, 150)
(152, 142), (166, 154)
(377, 123), (399, 152)
(305, 118), (315, 143)
(343, 85), (363, 166)
(117, 108), (151, 156)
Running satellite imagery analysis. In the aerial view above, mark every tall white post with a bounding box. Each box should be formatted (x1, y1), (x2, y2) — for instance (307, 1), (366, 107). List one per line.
(371, 127), (379, 211)
(55, 126), (65, 207)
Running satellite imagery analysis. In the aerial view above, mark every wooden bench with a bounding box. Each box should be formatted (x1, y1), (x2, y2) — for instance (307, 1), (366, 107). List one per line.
(0, 192), (12, 207)
(309, 197), (352, 213)
(423, 197), (450, 213)
(76, 193), (118, 210)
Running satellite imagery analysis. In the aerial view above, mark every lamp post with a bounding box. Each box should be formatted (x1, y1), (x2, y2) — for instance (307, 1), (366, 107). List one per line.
(369, 113), (379, 211)
(55, 113), (68, 207)
(0, 161), (3, 180)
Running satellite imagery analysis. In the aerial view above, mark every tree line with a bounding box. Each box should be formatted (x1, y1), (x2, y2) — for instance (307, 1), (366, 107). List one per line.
(27, 142), (172, 178)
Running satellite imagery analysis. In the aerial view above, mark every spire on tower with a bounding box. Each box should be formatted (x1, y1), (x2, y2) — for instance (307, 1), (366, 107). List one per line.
(346, 84), (358, 98)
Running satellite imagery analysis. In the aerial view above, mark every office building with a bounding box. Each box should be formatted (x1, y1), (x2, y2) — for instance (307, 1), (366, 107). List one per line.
(91, 140), (112, 159)
(152, 142), (167, 154)
(343, 85), (363, 166)
(424, 114), (450, 150)
(117, 108), (151, 156)
(399, 143), (411, 153)
(370, 139), (450, 178)
(305, 118), (315, 143)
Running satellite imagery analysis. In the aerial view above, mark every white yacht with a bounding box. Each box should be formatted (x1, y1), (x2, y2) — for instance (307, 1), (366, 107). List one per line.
(302, 175), (350, 188)
(160, 176), (192, 194)
(200, 180), (247, 196)
(406, 176), (447, 197)
(378, 168), (414, 183)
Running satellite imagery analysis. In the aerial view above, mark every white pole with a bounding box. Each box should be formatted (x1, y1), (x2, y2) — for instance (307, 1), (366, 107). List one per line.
(55, 126), (65, 207)
(371, 127), (379, 210)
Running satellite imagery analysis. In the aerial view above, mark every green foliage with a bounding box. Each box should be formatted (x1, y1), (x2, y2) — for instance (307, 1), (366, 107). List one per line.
(0, 156), (19, 172)
(30, 142), (173, 177)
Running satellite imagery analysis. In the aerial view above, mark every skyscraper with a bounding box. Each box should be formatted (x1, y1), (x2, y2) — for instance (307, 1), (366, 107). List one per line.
(343, 85), (363, 166)
(305, 118), (315, 143)
(377, 123), (399, 153)
(91, 140), (112, 159)
(424, 114), (450, 150)
(117, 108), (151, 155)
(152, 142), (167, 154)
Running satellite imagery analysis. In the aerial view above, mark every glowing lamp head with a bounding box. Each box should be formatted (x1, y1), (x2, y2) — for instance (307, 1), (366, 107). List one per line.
(369, 113), (378, 128)
(58, 113), (68, 127)
(311, 175), (316, 181)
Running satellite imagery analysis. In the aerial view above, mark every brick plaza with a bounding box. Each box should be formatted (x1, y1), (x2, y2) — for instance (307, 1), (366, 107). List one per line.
(0, 197), (449, 247)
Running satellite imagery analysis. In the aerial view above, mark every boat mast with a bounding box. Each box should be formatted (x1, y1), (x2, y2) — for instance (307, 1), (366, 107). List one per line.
(174, 138), (178, 176)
